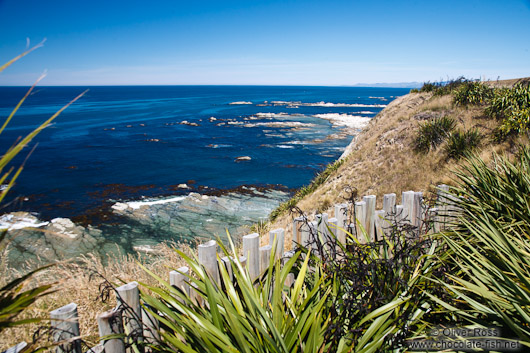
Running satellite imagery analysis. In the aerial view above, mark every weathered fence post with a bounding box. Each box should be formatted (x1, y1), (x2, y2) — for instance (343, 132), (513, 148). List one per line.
(269, 228), (285, 260)
(221, 256), (247, 281)
(242, 233), (260, 280)
(259, 245), (272, 274)
(50, 302), (82, 353)
(169, 266), (191, 301)
(363, 195), (376, 241)
(299, 222), (311, 248)
(3, 342), (27, 353)
(383, 193), (396, 215)
(396, 204), (405, 223)
(413, 191), (423, 228)
(97, 307), (125, 353)
(142, 305), (160, 344)
(198, 240), (220, 285)
(334, 203), (348, 245)
(437, 184), (451, 229)
(355, 201), (367, 243)
(116, 282), (142, 352)
(375, 210), (386, 241)
(292, 216), (305, 249)
(401, 190), (415, 224)
(427, 208), (440, 234)
(190, 282), (204, 307)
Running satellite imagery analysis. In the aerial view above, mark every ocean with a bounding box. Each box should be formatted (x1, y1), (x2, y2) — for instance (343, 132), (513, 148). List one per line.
(0, 85), (408, 261)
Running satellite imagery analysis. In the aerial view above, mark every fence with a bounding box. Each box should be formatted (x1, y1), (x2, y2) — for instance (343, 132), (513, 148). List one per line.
(5, 185), (458, 353)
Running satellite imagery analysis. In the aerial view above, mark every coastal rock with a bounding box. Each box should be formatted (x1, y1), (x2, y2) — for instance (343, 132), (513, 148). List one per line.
(2, 212), (116, 268)
(235, 156), (252, 162)
(111, 188), (290, 244)
(180, 121), (200, 127)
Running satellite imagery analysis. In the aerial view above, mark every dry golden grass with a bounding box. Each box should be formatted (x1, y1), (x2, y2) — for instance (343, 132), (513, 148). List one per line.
(0, 241), (192, 350)
(263, 90), (527, 248)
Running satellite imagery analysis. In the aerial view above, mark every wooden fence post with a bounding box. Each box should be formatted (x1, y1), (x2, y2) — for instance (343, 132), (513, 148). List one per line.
(50, 302), (82, 353)
(383, 193), (396, 215)
(355, 201), (367, 243)
(221, 256), (247, 281)
(242, 233), (260, 280)
(97, 307), (125, 353)
(189, 282), (204, 307)
(292, 216), (305, 249)
(116, 282), (142, 352)
(198, 240), (220, 285)
(259, 245), (272, 275)
(375, 210), (385, 242)
(334, 203), (348, 245)
(413, 191), (423, 228)
(299, 222), (310, 248)
(169, 266), (191, 301)
(363, 195), (376, 242)
(427, 207), (440, 234)
(142, 305), (160, 344)
(437, 184), (451, 229)
(401, 190), (415, 224)
(396, 205), (405, 223)
(269, 228), (285, 260)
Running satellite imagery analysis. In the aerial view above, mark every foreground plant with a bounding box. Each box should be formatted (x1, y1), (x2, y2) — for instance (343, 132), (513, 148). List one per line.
(140, 237), (333, 353)
(436, 146), (530, 348)
(0, 42), (86, 350)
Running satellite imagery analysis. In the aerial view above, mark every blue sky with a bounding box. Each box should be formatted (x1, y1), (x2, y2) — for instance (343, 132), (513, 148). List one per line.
(0, 0), (528, 86)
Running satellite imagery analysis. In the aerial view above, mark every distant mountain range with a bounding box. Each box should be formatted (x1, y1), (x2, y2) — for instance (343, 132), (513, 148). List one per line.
(348, 82), (423, 88)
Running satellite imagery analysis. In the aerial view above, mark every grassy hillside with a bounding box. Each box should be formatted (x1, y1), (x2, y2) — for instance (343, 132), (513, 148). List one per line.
(265, 77), (530, 247)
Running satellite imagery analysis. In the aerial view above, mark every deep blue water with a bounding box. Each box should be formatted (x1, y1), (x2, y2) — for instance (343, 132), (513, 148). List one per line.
(0, 86), (408, 223)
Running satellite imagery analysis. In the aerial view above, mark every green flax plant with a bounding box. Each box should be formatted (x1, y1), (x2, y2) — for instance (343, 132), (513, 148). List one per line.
(139, 236), (332, 353)
(0, 42), (86, 349)
(487, 84), (530, 137)
(453, 81), (494, 106)
(138, 229), (434, 352)
(434, 146), (530, 348)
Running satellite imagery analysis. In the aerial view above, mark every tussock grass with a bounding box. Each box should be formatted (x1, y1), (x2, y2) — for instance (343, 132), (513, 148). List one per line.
(414, 116), (456, 153)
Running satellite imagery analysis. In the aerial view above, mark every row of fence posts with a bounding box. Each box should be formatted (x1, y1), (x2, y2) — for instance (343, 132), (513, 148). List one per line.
(5, 185), (458, 353)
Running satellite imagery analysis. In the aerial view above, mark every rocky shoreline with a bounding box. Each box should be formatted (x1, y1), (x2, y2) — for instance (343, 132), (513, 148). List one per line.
(1, 187), (290, 267)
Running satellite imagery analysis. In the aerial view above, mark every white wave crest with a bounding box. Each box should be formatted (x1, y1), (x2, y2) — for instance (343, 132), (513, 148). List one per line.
(313, 113), (372, 129)
(265, 101), (386, 108)
(113, 196), (187, 211)
(229, 101), (253, 105)
(0, 213), (49, 231)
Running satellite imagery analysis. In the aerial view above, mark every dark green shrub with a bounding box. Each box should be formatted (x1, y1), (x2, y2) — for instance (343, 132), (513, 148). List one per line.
(445, 128), (481, 159)
(418, 77), (472, 97)
(453, 81), (494, 106)
(486, 84), (530, 136)
(414, 116), (456, 153)
(410, 88), (419, 93)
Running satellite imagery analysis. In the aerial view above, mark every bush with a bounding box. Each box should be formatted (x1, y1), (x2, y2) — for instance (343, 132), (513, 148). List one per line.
(487, 84), (530, 136)
(453, 81), (494, 106)
(444, 128), (481, 160)
(418, 77), (471, 97)
(438, 146), (530, 346)
(413, 116), (456, 153)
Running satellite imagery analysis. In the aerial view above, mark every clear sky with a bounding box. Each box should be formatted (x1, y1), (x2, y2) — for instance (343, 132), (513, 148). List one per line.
(0, 0), (529, 86)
